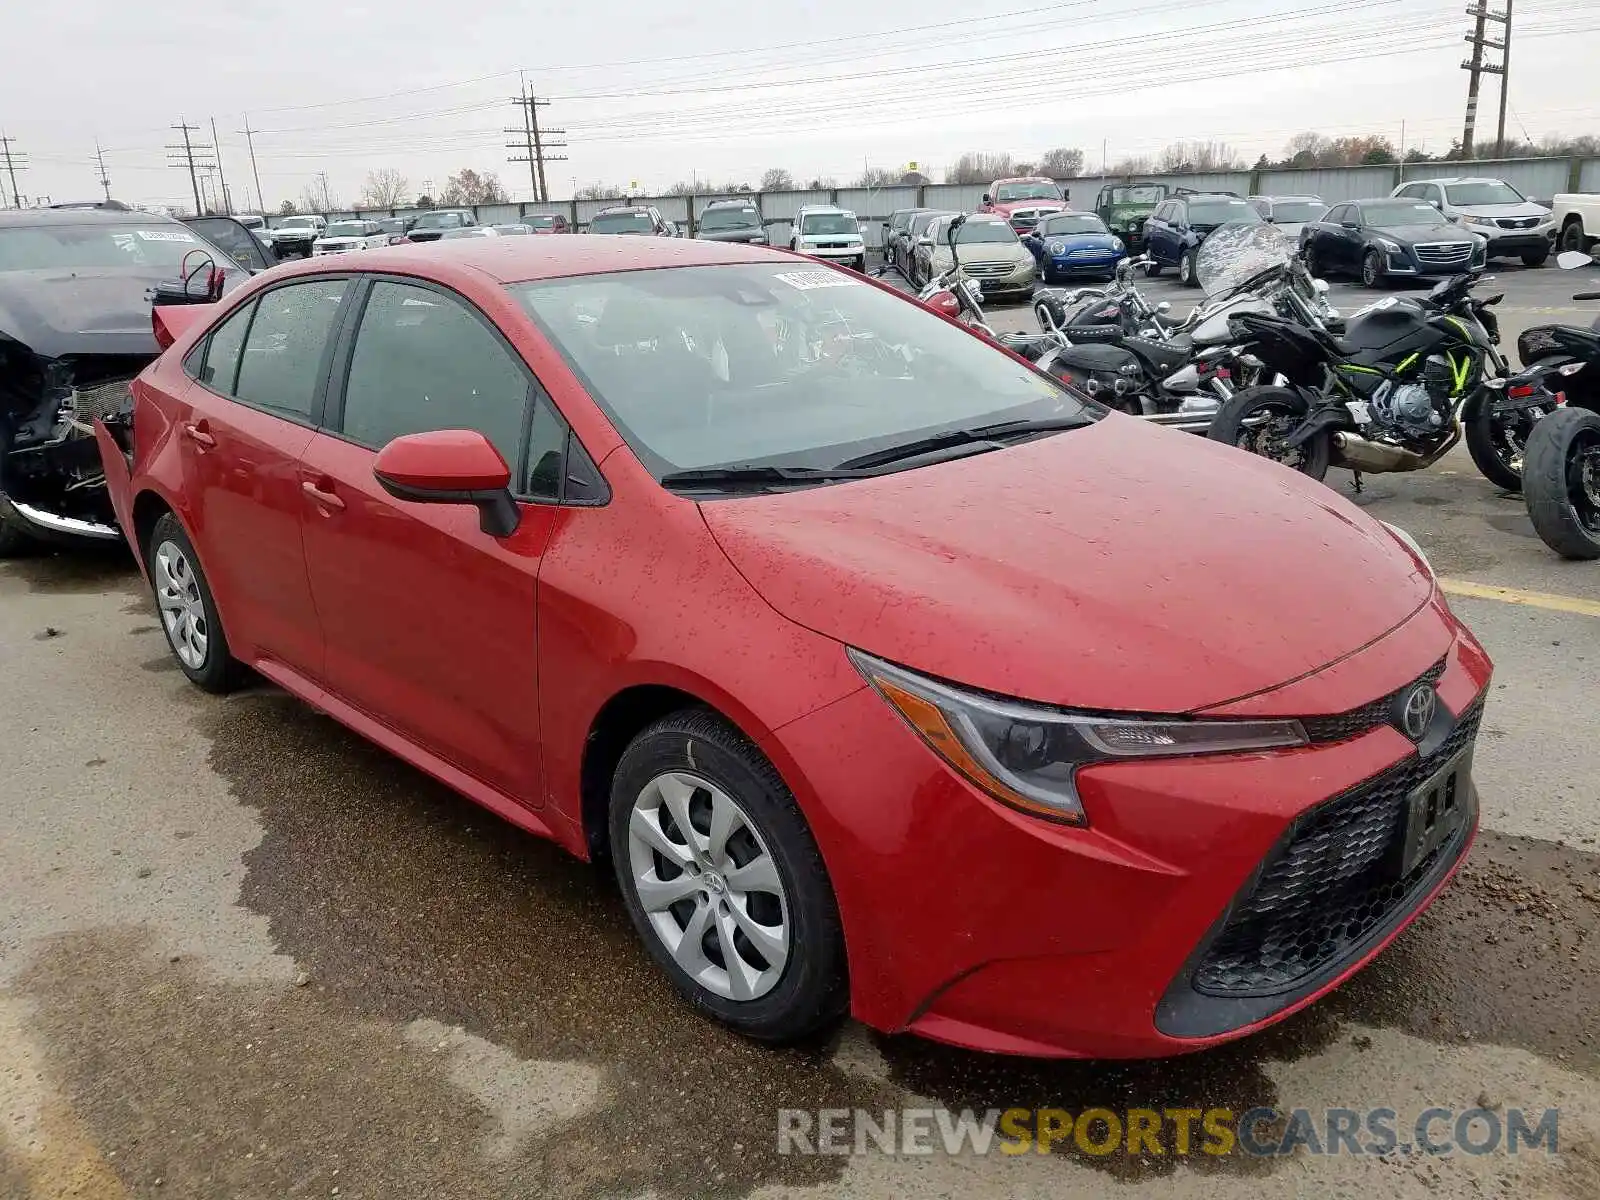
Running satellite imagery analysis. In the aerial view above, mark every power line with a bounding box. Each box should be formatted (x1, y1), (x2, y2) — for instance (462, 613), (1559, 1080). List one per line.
(0, 133), (28, 207)
(505, 80), (565, 202)
(1461, 2), (1511, 157)
(165, 121), (216, 216)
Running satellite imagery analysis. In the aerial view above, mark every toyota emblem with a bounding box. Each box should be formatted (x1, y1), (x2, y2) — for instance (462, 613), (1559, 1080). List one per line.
(1399, 685), (1437, 741)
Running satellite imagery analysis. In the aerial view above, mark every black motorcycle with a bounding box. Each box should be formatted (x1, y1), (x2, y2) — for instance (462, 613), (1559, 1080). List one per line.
(1207, 271), (1512, 486)
(1515, 249), (1600, 558)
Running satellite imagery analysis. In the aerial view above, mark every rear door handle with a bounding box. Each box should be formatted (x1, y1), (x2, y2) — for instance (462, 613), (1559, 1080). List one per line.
(301, 480), (346, 511)
(181, 421), (216, 449)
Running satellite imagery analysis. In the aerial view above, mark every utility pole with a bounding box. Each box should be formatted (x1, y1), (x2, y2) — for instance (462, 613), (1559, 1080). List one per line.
(1495, 0), (1514, 157)
(210, 116), (233, 214)
(1461, 3), (1509, 159)
(506, 81), (566, 203)
(0, 134), (27, 208)
(94, 140), (112, 202)
(240, 113), (266, 214)
(166, 121), (215, 216)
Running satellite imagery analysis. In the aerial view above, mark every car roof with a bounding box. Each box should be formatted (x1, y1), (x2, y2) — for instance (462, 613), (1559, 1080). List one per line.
(1255, 194), (1323, 202)
(993, 176), (1053, 184)
(0, 207), (182, 228)
(251, 232), (787, 285)
(704, 198), (757, 207)
(596, 204), (651, 213)
(1178, 192), (1244, 201)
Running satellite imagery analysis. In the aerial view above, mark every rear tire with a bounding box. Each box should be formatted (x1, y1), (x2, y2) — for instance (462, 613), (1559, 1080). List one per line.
(1560, 220), (1587, 255)
(1464, 393), (1537, 492)
(1179, 248), (1199, 288)
(1303, 243), (1325, 279)
(147, 513), (241, 693)
(608, 709), (849, 1043)
(1524, 407), (1600, 560)
(1208, 385), (1332, 482)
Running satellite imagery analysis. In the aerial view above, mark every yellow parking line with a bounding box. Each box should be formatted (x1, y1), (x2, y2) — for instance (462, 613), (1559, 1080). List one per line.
(1441, 578), (1600, 618)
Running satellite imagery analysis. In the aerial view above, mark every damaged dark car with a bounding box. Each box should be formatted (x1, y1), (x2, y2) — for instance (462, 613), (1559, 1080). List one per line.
(0, 207), (259, 555)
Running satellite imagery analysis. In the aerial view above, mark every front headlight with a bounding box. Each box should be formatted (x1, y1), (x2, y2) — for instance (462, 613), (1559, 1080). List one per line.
(1377, 237), (1402, 252)
(1381, 521), (1435, 579)
(849, 650), (1308, 825)
(1463, 214), (1495, 227)
(1112, 237), (1125, 251)
(1048, 239), (1066, 255)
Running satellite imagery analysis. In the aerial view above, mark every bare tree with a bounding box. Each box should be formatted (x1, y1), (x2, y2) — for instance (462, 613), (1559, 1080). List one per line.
(855, 166), (900, 188)
(944, 151), (1016, 185)
(804, 176), (836, 190)
(575, 182), (621, 200)
(1107, 155), (1154, 177)
(440, 168), (508, 206)
(760, 167), (795, 191)
(300, 176), (337, 213)
(277, 199), (298, 216)
(1155, 141), (1242, 174)
(360, 168), (409, 209)
(1038, 147), (1085, 178)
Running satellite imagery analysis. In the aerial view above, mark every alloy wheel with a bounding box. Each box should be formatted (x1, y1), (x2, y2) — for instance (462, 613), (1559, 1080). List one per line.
(1237, 401), (1313, 471)
(1362, 252), (1382, 288)
(1570, 428), (1600, 534)
(154, 539), (209, 669)
(626, 771), (790, 1002)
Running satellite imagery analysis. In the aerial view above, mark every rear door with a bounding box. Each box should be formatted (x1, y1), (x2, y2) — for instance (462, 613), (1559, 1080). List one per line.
(1148, 202), (1177, 264)
(177, 276), (352, 675)
(296, 276), (567, 803)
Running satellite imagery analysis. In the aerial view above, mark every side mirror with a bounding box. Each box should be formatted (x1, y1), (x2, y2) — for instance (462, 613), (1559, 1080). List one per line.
(373, 429), (521, 538)
(981, 193), (991, 205)
(917, 236), (933, 247)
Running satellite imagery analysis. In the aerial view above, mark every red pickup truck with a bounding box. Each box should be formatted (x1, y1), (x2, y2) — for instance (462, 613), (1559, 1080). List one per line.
(979, 177), (1068, 235)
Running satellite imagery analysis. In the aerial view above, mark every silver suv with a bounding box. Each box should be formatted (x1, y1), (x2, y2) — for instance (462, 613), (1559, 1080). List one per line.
(1390, 177), (1555, 266)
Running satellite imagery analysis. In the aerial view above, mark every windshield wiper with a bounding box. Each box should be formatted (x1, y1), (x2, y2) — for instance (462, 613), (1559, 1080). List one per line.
(659, 464), (875, 491)
(834, 415), (1093, 471)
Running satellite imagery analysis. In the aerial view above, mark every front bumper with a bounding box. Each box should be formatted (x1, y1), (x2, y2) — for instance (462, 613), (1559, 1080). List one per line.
(0, 491), (121, 546)
(1474, 226), (1556, 256)
(1383, 247), (1487, 277)
(798, 245), (866, 264)
(774, 597), (1491, 1058)
(1046, 251), (1126, 277)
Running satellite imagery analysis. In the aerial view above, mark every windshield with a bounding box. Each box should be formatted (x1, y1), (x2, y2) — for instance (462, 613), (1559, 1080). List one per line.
(1195, 221), (1297, 298)
(236, 215), (265, 229)
(1445, 181), (1525, 206)
(413, 211), (469, 230)
(379, 218), (406, 233)
(324, 222), (366, 238)
(440, 227), (490, 239)
(0, 222), (212, 271)
(525, 215), (557, 229)
(949, 219), (1017, 245)
(591, 211), (654, 234)
(1188, 199), (1260, 227)
(995, 181), (1062, 202)
(699, 206), (762, 231)
(1039, 214), (1108, 236)
(1269, 201), (1327, 222)
(1364, 201), (1444, 228)
(800, 213), (858, 236)
(909, 213), (949, 237)
(493, 224), (532, 235)
(1108, 185), (1164, 205)
(279, 217), (317, 229)
(512, 263), (1091, 480)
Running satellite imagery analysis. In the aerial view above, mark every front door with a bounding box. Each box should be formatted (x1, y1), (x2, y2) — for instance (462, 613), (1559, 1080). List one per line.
(297, 277), (567, 804)
(176, 277), (351, 675)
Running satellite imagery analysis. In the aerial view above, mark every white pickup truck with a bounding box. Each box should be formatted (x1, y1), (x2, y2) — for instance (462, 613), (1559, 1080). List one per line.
(1552, 193), (1600, 254)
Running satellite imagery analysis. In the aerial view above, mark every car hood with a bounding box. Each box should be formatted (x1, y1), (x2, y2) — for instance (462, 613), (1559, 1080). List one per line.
(993, 200), (1063, 216)
(272, 227), (319, 238)
(0, 265), (243, 360)
(1047, 233), (1121, 253)
(1382, 223), (1476, 244)
(700, 417), (1433, 713)
(696, 228), (767, 242)
(1453, 201), (1548, 219)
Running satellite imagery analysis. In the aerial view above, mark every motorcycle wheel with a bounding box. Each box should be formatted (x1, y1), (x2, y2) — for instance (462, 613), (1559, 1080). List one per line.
(1208, 386), (1331, 482)
(1465, 394), (1542, 492)
(1523, 406), (1600, 560)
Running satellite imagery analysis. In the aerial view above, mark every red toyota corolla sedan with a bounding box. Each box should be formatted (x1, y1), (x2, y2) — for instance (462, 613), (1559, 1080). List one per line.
(96, 236), (1491, 1058)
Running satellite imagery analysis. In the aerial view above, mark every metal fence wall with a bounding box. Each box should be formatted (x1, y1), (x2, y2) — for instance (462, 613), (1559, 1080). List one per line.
(267, 156), (1600, 234)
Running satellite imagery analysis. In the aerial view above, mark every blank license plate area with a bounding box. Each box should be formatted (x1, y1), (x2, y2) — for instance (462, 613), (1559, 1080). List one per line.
(1399, 750), (1471, 874)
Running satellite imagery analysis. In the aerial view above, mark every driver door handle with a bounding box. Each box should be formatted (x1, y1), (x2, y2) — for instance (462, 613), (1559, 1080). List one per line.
(302, 479), (345, 511)
(181, 421), (216, 449)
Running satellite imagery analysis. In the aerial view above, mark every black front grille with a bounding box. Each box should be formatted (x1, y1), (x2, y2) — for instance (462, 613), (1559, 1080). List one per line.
(1192, 700), (1481, 997)
(1301, 658), (1447, 743)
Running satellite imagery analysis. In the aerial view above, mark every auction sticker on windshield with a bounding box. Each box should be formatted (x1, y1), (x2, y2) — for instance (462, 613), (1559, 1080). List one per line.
(774, 269), (863, 291)
(134, 229), (197, 242)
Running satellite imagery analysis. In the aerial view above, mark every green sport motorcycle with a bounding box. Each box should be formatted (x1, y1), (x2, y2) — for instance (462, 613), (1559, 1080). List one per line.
(1207, 271), (1513, 487)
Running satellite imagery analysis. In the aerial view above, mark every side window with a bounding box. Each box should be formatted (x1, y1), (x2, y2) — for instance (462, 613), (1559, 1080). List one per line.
(233, 280), (347, 419)
(523, 395), (568, 500)
(1325, 204), (1347, 224)
(1249, 199), (1269, 217)
(339, 280), (529, 475)
(1396, 184), (1419, 199)
(195, 300), (257, 394)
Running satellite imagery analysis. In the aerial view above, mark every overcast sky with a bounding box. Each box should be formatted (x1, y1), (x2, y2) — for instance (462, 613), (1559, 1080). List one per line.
(4, 0), (1596, 211)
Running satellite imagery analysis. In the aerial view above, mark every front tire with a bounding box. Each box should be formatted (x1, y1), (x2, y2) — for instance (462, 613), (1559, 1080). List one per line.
(1145, 259), (1163, 278)
(1179, 248), (1199, 288)
(148, 513), (241, 693)
(1303, 243), (1325, 279)
(608, 709), (848, 1043)
(0, 511), (37, 558)
(1522, 247), (1550, 268)
(1524, 407), (1600, 560)
(1208, 386), (1332, 481)
(1361, 249), (1386, 288)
